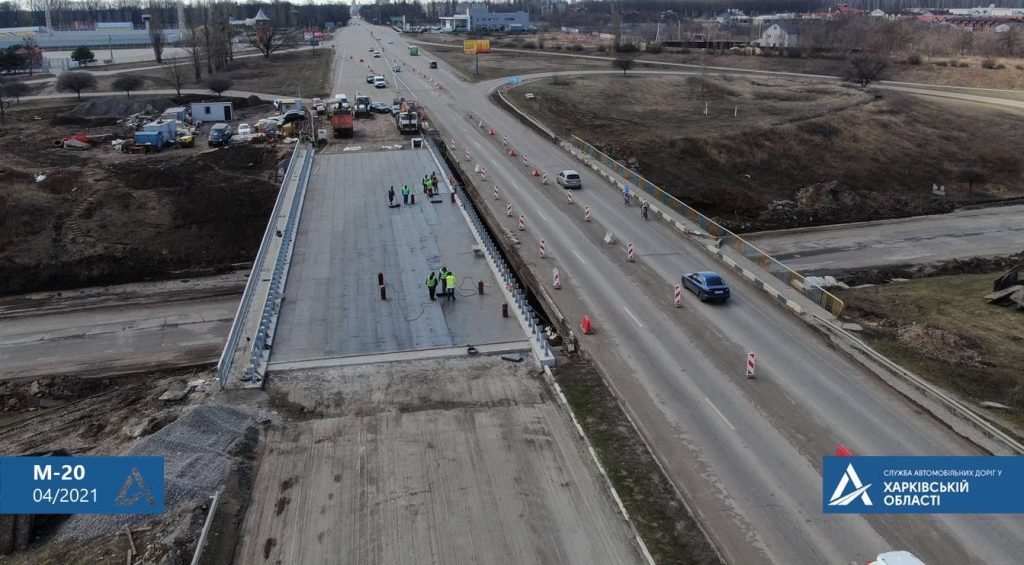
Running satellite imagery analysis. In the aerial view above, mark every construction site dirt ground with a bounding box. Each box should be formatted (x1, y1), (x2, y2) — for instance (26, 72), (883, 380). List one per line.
(0, 98), (290, 295)
(0, 366), (266, 565)
(504, 74), (1024, 231)
(838, 271), (1024, 429)
(238, 356), (644, 565)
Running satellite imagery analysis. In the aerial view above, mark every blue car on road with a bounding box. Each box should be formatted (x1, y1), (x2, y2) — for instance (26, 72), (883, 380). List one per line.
(682, 271), (731, 303)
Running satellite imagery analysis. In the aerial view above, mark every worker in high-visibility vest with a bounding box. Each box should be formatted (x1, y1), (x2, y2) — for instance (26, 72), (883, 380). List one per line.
(401, 185), (410, 205)
(445, 272), (456, 301)
(425, 272), (438, 301)
(438, 266), (449, 295)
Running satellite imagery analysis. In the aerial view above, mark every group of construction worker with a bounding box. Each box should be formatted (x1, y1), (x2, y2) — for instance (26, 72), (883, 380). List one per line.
(422, 172), (440, 197)
(425, 266), (457, 302)
(386, 173), (441, 207)
(387, 185), (414, 206)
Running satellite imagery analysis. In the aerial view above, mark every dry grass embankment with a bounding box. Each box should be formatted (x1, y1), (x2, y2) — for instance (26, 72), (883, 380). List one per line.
(840, 274), (1024, 425)
(427, 33), (1024, 90)
(506, 73), (1024, 231)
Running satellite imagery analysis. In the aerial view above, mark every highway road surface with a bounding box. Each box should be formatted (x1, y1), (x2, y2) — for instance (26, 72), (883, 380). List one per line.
(237, 358), (644, 564)
(745, 204), (1024, 273)
(344, 23), (1024, 564)
(231, 37), (645, 564)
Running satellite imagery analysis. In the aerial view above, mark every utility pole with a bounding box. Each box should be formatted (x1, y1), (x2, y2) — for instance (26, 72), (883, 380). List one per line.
(108, 35), (113, 63)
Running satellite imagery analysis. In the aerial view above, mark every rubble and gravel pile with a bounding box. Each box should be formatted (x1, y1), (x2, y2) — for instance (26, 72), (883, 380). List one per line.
(896, 322), (983, 367)
(55, 403), (266, 542)
(54, 97), (175, 126)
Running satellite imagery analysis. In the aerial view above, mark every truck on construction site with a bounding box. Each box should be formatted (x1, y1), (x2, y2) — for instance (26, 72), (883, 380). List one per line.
(328, 102), (353, 138)
(395, 99), (420, 134)
(354, 94), (372, 117)
(397, 111), (420, 134)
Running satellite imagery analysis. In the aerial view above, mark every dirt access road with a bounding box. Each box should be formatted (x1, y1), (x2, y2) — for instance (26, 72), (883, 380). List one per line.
(746, 203), (1024, 273)
(0, 272), (243, 380)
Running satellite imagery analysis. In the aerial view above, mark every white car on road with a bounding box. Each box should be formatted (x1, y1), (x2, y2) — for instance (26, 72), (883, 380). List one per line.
(236, 123), (252, 136)
(556, 170), (582, 189)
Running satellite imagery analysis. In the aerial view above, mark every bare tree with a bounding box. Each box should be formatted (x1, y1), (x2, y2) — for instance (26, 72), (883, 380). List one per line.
(845, 53), (888, 87)
(148, 0), (165, 64)
(182, 6), (204, 81)
(206, 75), (233, 96)
(0, 76), (10, 126)
(56, 71), (97, 101)
(612, 57), (635, 77)
(956, 169), (986, 194)
(248, 23), (296, 59)
(956, 30), (974, 57)
(2, 81), (29, 103)
(164, 62), (189, 97)
(112, 74), (144, 97)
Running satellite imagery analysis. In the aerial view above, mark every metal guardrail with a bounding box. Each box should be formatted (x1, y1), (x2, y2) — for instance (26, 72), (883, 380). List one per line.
(814, 314), (1024, 455)
(568, 135), (846, 317)
(431, 135), (556, 366)
(245, 144), (315, 382)
(216, 143), (311, 388)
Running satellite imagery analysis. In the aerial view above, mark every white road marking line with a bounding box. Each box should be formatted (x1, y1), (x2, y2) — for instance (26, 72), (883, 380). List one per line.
(536, 209), (548, 221)
(572, 250), (587, 264)
(704, 397), (736, 432)
(623, 306), (643, 328)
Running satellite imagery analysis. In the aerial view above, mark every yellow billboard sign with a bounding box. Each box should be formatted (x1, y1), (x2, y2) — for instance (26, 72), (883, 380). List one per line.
(463, 39), (492, 54)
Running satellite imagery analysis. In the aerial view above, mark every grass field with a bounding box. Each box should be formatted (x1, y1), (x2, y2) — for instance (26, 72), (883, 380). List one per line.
(90, 49), (333, 98)
(840, 274), (1024, 424)
(427, 44), (616, 82)
(504, 73), (1024, 231)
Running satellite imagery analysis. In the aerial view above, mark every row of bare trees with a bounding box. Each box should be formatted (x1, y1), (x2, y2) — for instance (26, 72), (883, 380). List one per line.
(2, 1), (350, 31)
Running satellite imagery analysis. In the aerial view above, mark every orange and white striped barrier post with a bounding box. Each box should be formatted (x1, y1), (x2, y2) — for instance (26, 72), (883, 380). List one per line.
(584, 205), (591, 222)
(518, 214), (526, 231)
(539, 240), (546, 258)
(480, 167), (487, 179)
(627, 242), (635, 262)
(567, 190), (573, 205)
(542, 171), (548, 185)
(502, 135), (508, 146)
(523, 154), (528, 167)
(746, 352), (756, 378)
(464, 149), (470, 161)
(674, 284), (682, 307)
(494, 185), (499, 200)
(506, 200), (513, 217)
(553, 268), (561, 289)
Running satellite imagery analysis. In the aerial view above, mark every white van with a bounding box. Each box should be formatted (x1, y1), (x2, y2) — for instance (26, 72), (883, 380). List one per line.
(867, 551), (926, 565)
(334, 93), (350, 110)
(373, 76), (387, 89)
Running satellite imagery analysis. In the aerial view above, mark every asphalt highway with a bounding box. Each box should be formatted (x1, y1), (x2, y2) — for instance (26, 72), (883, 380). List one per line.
(337, 22), (1024, 564)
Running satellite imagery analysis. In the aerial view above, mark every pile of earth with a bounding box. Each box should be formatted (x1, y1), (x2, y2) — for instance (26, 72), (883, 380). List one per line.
(53, 97), (175, 126)
(745, 180), (954, 233)
(896, 323), (983, 367)
(0, 144), (285, 295)
(834, 251), (1024, 286)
